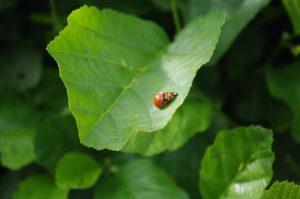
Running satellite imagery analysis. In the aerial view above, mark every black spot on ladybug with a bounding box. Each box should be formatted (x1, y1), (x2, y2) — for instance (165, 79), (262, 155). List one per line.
(153, 91), (178, 109)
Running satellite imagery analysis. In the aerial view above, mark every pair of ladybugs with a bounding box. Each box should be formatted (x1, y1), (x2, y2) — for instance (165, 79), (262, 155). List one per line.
(153, 91), (178, 109)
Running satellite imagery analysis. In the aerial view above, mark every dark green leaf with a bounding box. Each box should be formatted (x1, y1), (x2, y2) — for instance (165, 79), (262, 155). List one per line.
(122, 91), (213, 156)
(47, 6), (226, 150)
(282, 0), (300, 34)
(182, 0), (271, 63)
(95, 159), (188, 199)
(157, 109), (234, 198)
(0, 94), (40, 170)
(0, 41), (42, 92)
(0, 94), (40, 132)
(13, 174), (69, 199)
(34, 115), (80, 171)
(157, 134), (213, 199)
(200, 126), (274, 199)
(33, 68), (67, 113)
(267, 62), (300, 141)
(291, 45), (300, 56)
(0, 128), (35, 170)
(55, 152), (102, 189)
(261, 181), (300, 199)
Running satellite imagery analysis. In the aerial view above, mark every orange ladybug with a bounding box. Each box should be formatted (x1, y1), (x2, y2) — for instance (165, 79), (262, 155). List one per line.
(153, 91), (178, 109)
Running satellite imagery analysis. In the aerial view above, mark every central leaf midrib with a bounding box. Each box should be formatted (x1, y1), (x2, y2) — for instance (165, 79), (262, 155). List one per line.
(55, 17), (170, 141)
(84, 48), (167, 140)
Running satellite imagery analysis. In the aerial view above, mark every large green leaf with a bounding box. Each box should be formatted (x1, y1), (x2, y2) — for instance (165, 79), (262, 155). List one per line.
(47, 6), (226, 150)
(13, 174), (69, 199)
(267, 62), (300, 141)
(183, 0), (270, 63)
(95, 159), (188, 199)
(122, 91), (213, 156)
(34, 115), (81, 171)
(282, 0), (300, 34)
(199, 126), (274, 199)
(261, 181), (300, 199)
(55, 152), (102, 189)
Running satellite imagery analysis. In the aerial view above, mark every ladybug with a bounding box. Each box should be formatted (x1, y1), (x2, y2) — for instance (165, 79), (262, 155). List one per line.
(153, 91), (178, 109)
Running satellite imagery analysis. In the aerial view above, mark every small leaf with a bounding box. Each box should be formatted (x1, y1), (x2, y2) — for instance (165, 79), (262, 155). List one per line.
(200, 126), (274, 199)
(0, 128), (35, 170)
(122, 91), (213, 156)
(55, 152), (102, 189)
(13, 174), (69, 199)
(282, 0), (300, 34)
(34, 115), (80, 171)
(261, 181), (300, 199)
(95, 159), (188, 199)
(291, 45), (300, 56)
(267, 62), (300, 141)
(0, 94), (40, 170)
(0, 94), (40, 131)
(47, 6), (226, 150)
(182, 0), (271, 63)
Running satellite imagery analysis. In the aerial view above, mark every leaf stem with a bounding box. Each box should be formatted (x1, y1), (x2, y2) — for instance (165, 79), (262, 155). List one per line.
(50, 0), (62, 31)
(259, 32), (297, 74)
(258, 34), (287, 74)
(170, 0), (181, 33)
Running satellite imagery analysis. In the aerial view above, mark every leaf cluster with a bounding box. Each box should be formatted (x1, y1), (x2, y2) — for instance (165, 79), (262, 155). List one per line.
(1, 0), (300, 198)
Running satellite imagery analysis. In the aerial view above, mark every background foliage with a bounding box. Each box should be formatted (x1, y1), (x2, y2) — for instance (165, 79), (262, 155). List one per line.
(1, 0), (300, 199)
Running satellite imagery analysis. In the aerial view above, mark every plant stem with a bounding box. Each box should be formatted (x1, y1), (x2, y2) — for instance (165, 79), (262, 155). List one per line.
(50, 0), (58, 24)
(170, 0), (181, 33)
(50, 0), (63, 31)
(258, 34), (286, 75)
(260, 32), (297, 74)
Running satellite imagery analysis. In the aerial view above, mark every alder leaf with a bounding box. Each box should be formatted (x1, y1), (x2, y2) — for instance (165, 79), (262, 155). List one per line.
(47, 6), (225, 150)
(200, 126), (274, 199)
(261, 181), (300, 199)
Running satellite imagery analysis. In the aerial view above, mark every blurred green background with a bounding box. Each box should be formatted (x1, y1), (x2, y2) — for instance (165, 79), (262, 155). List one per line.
(1, 0), (300, 198)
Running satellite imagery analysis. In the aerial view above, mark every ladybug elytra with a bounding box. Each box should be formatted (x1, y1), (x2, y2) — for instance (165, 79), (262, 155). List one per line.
(153, 91), (178, 109)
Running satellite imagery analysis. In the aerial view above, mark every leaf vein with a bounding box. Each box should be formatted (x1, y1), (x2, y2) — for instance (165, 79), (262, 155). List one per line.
(70, 19), (157, 55)
(53, 50), (138, 72)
